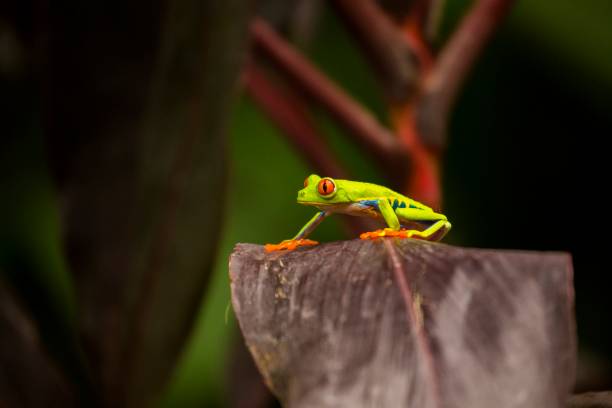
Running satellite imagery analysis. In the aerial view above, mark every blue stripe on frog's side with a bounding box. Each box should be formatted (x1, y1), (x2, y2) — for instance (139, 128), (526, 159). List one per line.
(359, 199), (379, 209)
(359, 199), (409, 211)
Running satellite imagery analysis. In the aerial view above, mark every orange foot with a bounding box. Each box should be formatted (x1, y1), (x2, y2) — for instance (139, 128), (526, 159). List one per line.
(265, 239), (319, 253)
(360, 228), (423, 240)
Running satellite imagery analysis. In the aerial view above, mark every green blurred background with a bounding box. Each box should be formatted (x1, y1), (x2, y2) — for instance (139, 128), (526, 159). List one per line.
(2, 0), (612, 406)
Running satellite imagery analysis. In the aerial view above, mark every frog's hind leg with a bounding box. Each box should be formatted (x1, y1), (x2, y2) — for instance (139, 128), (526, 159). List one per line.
(407, 219), (452, 242)
(394, 207), (450, 242)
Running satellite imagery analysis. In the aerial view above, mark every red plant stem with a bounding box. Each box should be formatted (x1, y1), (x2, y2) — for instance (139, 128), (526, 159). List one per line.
(391, 106), (441, 209)
(250, 18), (408, 181)
(329, 0), (419, 103)
(419, 0), (515, 148)
(243, 63), (348, 179)
(324, 0), (440, 206)
(396, 0), (514, 206)
(390, 1), (439, 207)
(402, 0), (435, 75)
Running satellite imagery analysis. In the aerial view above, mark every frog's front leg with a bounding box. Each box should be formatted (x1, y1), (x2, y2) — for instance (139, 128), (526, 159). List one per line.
(265, 211), (329, 252)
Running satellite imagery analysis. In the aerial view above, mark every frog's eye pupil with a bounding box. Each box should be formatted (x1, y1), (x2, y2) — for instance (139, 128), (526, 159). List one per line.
(304, 178), (309, 188)
(317, 178), (336, 196)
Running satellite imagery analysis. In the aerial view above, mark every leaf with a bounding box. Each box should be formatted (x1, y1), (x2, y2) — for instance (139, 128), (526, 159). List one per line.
(42, 0), (250, 405)
(567, 392), (612, 408)
(230, 239), (575, 408)
(0, 110), (90, 402)
(0, 280), (76, 407)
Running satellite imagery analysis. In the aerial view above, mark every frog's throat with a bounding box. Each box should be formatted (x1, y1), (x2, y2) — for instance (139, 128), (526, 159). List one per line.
(297, 201), (348, 211)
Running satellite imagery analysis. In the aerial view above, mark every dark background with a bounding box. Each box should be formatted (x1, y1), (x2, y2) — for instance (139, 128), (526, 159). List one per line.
(1, 0), (611, 406)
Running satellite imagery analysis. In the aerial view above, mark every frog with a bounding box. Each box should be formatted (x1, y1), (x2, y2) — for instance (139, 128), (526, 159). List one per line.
(265, 174), (451, 252)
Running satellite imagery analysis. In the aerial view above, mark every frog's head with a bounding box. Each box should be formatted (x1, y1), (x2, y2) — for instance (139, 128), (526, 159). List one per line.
(297, 174), (351, 209)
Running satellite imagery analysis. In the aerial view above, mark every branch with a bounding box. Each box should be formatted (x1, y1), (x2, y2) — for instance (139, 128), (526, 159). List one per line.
(418, 0), (515, 148)
(329, 0), (420, 103)
(326, 1), (439, 206)
(243, 62), (374, 237)
(424, 0), (447, 43)
(249, 18), (408, 181)
(243, 63), (349, 179)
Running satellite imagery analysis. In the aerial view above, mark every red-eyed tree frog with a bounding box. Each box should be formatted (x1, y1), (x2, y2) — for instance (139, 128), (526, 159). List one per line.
(265, 174), (451, 252)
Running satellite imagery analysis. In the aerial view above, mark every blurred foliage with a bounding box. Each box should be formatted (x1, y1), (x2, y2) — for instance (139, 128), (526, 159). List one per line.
(163, 2), (612, 405)
(2, 0), (612, 406)
(0, 91), (89, 400)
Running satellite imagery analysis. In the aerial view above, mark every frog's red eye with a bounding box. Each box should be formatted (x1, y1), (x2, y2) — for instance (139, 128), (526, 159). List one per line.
(304, 177), (309, 187)
(317, 178), (336, 196)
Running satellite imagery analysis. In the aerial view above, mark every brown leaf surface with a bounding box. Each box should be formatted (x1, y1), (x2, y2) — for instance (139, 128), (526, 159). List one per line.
(230, 239), (575, 408)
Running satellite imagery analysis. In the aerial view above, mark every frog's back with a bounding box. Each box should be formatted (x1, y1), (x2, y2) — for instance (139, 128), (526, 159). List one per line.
(339, 179), (434, 212)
